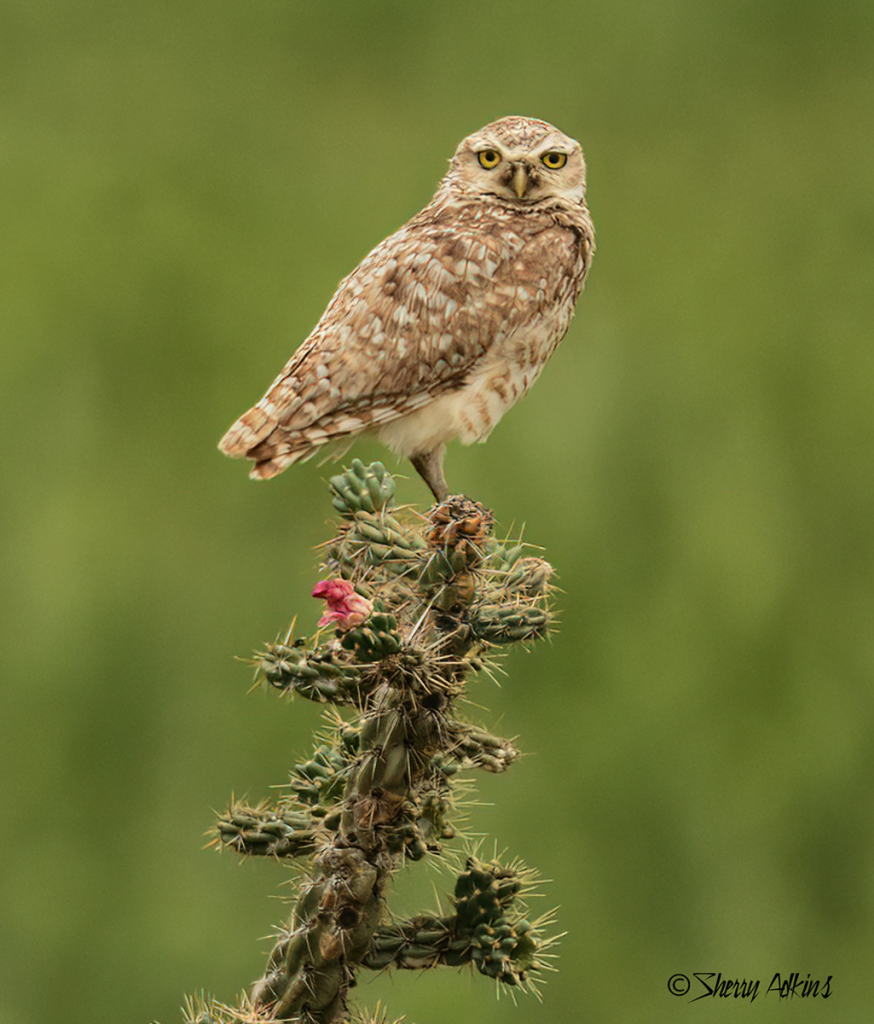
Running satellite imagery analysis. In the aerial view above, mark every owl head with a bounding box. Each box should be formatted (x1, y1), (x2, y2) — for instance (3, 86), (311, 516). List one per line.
(445, 116), (587, 206)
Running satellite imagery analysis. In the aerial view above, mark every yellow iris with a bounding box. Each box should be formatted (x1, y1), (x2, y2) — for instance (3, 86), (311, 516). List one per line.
(477, 150), (501, 169)
(541, 151), (567, 169)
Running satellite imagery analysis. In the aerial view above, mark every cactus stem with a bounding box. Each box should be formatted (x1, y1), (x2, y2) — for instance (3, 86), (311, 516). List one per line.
(188, 462), (559, 1023)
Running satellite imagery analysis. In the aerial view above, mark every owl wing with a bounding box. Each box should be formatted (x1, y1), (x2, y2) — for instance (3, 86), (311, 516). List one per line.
(219, 210), (580, 465)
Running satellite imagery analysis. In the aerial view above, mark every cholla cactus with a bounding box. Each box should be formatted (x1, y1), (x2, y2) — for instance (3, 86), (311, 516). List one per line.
(190, 460), (558, 1024)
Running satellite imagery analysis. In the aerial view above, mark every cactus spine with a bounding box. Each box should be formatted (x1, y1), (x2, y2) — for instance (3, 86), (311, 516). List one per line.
(188, 461), (557, 1024)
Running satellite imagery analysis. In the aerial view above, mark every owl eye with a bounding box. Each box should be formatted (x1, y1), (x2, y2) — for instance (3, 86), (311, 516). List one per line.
(477, 150), (501, 169)
(541, 151), (568, 169)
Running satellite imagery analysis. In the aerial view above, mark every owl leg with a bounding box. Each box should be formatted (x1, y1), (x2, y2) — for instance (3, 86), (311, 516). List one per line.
(410, 447), (449, 503)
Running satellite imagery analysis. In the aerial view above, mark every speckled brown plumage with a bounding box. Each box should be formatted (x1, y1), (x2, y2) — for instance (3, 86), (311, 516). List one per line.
(219, 116), (595, 500)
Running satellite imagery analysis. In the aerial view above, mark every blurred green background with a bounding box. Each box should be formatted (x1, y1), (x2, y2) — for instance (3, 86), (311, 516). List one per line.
(2, 1), (873, 1021)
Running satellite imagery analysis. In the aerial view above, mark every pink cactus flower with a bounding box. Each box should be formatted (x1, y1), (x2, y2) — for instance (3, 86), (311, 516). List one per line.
(312, 578), (373, 630)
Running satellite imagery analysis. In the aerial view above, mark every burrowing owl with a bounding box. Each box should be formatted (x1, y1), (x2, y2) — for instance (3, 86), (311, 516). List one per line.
(219, 115), (595, 501)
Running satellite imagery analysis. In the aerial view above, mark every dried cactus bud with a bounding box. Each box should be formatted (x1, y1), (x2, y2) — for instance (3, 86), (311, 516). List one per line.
(426, 497), (494, 563)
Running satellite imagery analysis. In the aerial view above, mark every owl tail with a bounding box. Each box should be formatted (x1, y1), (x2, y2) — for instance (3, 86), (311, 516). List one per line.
(248, 447), (309, 480)
(218, 405), (273, 458)
(219, 407), (320, 480)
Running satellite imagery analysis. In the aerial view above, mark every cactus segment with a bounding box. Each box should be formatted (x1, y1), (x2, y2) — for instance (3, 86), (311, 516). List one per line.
(362, 857), (549, 991)
(469, 602), (550, 644)
(215, 802), (320, 859)
(256, 640), (367, 705)
(445, 722), (520, 772)
(504, 555), (555, 595)
(329, 459), (396, 517)
(340, 610), (403, 662)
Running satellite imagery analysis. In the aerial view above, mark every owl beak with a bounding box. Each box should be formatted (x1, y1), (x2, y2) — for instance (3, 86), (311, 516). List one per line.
(511, 162), (530, 199)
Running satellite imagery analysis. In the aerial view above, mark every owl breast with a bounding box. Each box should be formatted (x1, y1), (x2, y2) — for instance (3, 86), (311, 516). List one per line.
(376, 208), (586, 458)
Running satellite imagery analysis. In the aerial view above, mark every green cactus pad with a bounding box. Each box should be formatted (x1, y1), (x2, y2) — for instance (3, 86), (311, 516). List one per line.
(445, 722), (520, 772)
(257, 640), (367, 704)
(215, 802), (320, 859)
(469, 602), (550, 644)
(504, 555), (555, 596)
(340, 610), (403, 662)
(329, 459), (396, 517)
(481, 538), (527, 571)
